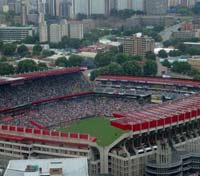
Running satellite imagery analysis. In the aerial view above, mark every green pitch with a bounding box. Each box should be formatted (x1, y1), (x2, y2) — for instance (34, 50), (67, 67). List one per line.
(59, 117), (126, 147)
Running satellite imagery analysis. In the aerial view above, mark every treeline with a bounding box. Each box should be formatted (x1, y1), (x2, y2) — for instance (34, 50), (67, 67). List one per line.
(0, 58), (47, 76)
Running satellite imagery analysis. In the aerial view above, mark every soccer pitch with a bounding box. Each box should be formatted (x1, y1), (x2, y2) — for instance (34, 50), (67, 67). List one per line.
(59, 117), (126, 147)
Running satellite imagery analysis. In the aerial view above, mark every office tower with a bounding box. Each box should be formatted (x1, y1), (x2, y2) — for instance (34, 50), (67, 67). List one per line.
(115, 0), (130, 10)
(60, 0), (70, 17)
(49, 24), (62, 43)
(145, 0), (168, 15)
(46, 0), (55, 16)
(132, 0), (144, 11)
(21, 0), (28, 25)
(37, 0), (46, 14)
(71, 0), (90, 17)
(90, 0), (108, 15)
(123, 33), (155, 57)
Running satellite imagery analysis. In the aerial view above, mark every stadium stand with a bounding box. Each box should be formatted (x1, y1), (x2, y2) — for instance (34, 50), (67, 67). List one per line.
(0, 93), (145, 129)
(0, 67), (91, 109)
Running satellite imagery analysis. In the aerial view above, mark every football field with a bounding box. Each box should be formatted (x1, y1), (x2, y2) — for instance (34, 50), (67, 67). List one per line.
(59, 117), (126, 147)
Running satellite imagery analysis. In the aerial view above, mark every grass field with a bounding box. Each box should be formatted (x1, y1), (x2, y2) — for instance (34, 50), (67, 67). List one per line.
(59, 117), (126, 147)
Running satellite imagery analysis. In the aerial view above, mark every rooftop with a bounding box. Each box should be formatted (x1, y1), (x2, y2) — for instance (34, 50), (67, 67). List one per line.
(0, 67), (86, 86)
(96, 75), (200, 87)
(4, 158), (88, 176)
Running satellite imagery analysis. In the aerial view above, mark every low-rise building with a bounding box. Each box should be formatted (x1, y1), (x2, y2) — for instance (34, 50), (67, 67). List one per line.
(4, 158), (89, 176)
(0, 26), (34, 42)
(188, 56), (200, 70)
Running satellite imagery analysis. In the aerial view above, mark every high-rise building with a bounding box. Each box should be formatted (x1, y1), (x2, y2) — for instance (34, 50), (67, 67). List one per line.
(90, 0), (109, 15)
(46, 0), (61, 16)
(132, 0), (144, 11)
(69, 21), (84, 39)
(37, 0), (46, 14)
(145, 0), (168, 15)
(49, 23), (62, 43)
(115, 0), (130, 10)
(123, 33), (155, 57)
(39, 21), (48, 43)
(21, 0), (28, 25)
(60, 19), (69, 38)
(71, 0), (90, 17)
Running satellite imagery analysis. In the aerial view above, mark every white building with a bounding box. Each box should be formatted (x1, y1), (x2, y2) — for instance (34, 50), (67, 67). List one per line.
(69, 21), (84, 39)
(4, 158), (89, 176)
(72, 0), (90, 17)
(60, 19), (69, 38)
(39, 21), (48, 43)
(90, 0), (106, 15)
(49, 24), (61, 43)
(132, 0), (144, 11)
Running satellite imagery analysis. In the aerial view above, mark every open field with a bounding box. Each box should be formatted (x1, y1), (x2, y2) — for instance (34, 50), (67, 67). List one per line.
(59, 117), (126, 147)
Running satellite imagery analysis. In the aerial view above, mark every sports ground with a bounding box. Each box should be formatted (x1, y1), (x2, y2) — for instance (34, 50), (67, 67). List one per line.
(59, 117), (126, 147)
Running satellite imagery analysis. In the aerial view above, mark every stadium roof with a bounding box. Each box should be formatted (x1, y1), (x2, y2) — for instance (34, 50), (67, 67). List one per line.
(0, 67), (86, 86)
(4, 158), (88, 176)
(111, 94), (200, 131)
(96, 75), (200, 87)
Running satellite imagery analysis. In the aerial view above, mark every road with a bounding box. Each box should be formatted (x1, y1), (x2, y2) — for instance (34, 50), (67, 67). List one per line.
(159, 23), (183, 41)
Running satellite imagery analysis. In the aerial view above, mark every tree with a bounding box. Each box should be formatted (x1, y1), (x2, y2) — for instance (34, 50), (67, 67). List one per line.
(33, 44), (42, 55)
(0, 41), (3, 51)
(90, 63), (123, 81)
(41, 50), (54, 58)
(158, 50), (168, 58)
(122, 61), (142, 76)
(162, 59), (171, 68)
(17, 45), (29, 57)
(17, 59), (38, 73)
(114, 53), (130, 64)
(143, 60), (157, 76)
(145, 51), (156, 60)
(38, 62), (47, 71)
(94, 52), (114, 67)
(55, 57), (69, 67)
(2, 43), (16, 56)
(168, 50), (182, 57)
(171, 61), (192, 75)
(68, 55), (84, 66)
(0, 62), (15, 75)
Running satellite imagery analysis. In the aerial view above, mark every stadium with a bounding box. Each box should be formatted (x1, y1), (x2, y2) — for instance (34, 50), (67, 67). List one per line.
(1, 67), (200, 176)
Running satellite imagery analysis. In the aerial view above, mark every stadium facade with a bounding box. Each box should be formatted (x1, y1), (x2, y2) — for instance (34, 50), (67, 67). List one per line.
(1, 68), (200, 176)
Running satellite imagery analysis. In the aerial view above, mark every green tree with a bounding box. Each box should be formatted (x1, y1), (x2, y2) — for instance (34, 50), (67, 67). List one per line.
(41, 50), (55, 58)
(145, 51), (156, 60)
(38, 62), (48, 71)
(171, 61), (192, 74)
(33, 44), (42, 55)
(55, 57), (69, 67)
(17, 59), (38, 73)
(114, 53), (130, 64)
(143, 60), (157, 76)
(0, 62), (15, 75)
(95, 52), (114, 67)
(168, 50), (182, 57)
(2, 43), (16, 56)
(17, 45), (29, 57)
(162, 59), (171, 68)
(68, 55), (84, 66)
(158, 50), (168, 58)
(122, 61), (142, 76)
(194, 73), (200, 80)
